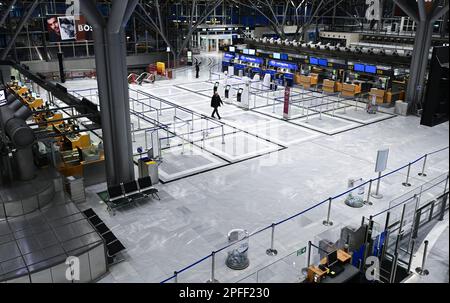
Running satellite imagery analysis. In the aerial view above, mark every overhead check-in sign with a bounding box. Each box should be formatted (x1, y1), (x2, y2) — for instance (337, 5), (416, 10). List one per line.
(268, 60), (298, 70)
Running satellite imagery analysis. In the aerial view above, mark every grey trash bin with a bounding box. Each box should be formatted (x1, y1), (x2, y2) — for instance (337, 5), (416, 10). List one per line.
(395, 100), (408, 116)
(138, 157), (159, 185)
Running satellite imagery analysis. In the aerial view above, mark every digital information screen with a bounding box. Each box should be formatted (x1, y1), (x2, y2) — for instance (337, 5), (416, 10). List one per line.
(318, 59), (328, 67)
(248, 49), (256, 55)
(310, 57), (319, 65)
(365, 65), (377, 74)
(354, 64), (365, 72)
(273, 52), (281, 59)
(229, 46), (236, 52)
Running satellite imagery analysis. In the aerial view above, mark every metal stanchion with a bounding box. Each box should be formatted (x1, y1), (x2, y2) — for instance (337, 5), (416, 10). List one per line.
(415, 240), (430, 276)
(365, 180), (374, 205)
(266, 223), (278, 256)
(402, 163), (412, 187)
(206, 252), (219, 283)
(418, 154), (428, 177)
(301, 241), (312, 275)
(323, 198), (334, 226)
(222, 125), (225, 145)
(371, 172), (383, 199)
(174, 271), (178, 283)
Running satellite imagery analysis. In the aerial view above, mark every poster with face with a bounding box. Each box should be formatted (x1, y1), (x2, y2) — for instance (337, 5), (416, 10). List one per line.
(47, 16), (92, 42)
(58, 16), (77, 40)
(47, 16), (61, 41)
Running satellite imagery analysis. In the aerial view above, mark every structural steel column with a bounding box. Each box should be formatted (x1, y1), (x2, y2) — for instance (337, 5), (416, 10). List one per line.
(81, 0), (138, 187)
(393, 0), (449, 113)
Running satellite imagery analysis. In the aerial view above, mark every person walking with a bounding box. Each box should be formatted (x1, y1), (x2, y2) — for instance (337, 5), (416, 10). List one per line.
(195, 60), (201, 79)
(211, 91), (224, 120)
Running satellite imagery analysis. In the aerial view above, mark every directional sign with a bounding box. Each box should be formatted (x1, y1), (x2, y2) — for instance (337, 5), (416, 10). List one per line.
(297, 247), (307, 256)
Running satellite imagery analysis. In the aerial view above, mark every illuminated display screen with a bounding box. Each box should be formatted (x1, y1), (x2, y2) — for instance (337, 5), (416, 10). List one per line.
(248, 49), (256, 55)
(273, 52), (281, 59)
(354, 64), (365, 72)
(223, 53), (235, 60)
(365, 65), (377, 74)
(268, 60), (298, 70)
(229, 46), (236, 52)
(318, 59), (328, 67)
(280, 53), (289, 60)
(239, 55), (263, 64)
(310, 57), (319, 65)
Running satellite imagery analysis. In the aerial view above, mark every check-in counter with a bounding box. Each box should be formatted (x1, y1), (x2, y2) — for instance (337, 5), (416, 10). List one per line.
(386, 90), (405, 104)
(306, 249), (353, 283)
(322, 79), (336, 93)
(299, 73), (319, 89)
(342, 83), (362, 98)
(369, 88), (386, 104)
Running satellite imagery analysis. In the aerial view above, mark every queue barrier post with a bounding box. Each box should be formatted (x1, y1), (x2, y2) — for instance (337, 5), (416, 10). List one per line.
(372, 172), (383, 200)
(206, 252), (219, 283)
(323, 198), (334, 226)
(415, 240), (430, 276)
(418, 154), (428, 177)
(266, 223), (278, 256)
(402, 163), (412, 187)
(365, 180), (374, 206)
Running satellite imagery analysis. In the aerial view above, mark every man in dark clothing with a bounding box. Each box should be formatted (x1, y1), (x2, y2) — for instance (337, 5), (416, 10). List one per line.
(195, 60), (201, 78)
(211, 92), (224, 119)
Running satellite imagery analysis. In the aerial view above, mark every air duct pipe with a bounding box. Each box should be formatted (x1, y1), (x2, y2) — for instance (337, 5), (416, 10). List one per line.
(0, 100), (36, 181)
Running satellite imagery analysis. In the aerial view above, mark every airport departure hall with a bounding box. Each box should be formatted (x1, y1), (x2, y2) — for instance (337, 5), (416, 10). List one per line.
(0, 0), (449, 287)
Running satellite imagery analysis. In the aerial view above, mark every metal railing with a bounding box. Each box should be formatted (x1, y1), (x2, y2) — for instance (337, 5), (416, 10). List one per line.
(160, 146), (449, 283)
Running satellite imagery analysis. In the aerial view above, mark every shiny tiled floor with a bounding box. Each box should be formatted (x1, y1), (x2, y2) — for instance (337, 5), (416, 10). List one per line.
(63, 53), (449, 283)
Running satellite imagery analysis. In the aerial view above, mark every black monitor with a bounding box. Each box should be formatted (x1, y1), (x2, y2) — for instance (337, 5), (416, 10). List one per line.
(327, 250), (338, 266)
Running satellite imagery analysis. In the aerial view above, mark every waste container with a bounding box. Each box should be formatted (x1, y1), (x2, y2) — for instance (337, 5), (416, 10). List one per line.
(395, 100), (408, 116)
(226, 229), (250, 270)
(138, 157), (159, 185)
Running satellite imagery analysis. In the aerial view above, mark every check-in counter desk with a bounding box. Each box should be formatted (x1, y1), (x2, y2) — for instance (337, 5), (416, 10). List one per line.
(299, 73), (319, 90)
(386, 90), (405, 104)
(342, 83), (362, 98)
(322, 79), (337, 93)
(306, 249), (354, 283)
(369, 88), (405, 104)
(369, 88), (386, 104)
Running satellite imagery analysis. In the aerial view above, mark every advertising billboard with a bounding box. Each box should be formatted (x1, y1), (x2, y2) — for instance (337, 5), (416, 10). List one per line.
(47, 15), (92, 41)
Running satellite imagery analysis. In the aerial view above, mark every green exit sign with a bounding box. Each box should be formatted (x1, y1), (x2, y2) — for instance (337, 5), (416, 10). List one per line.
(297, 247), (307, 256)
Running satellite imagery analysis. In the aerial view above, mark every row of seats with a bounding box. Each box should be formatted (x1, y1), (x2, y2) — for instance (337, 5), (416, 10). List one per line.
(107, 176), (160, 215)
(83, 208), (126, 265)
